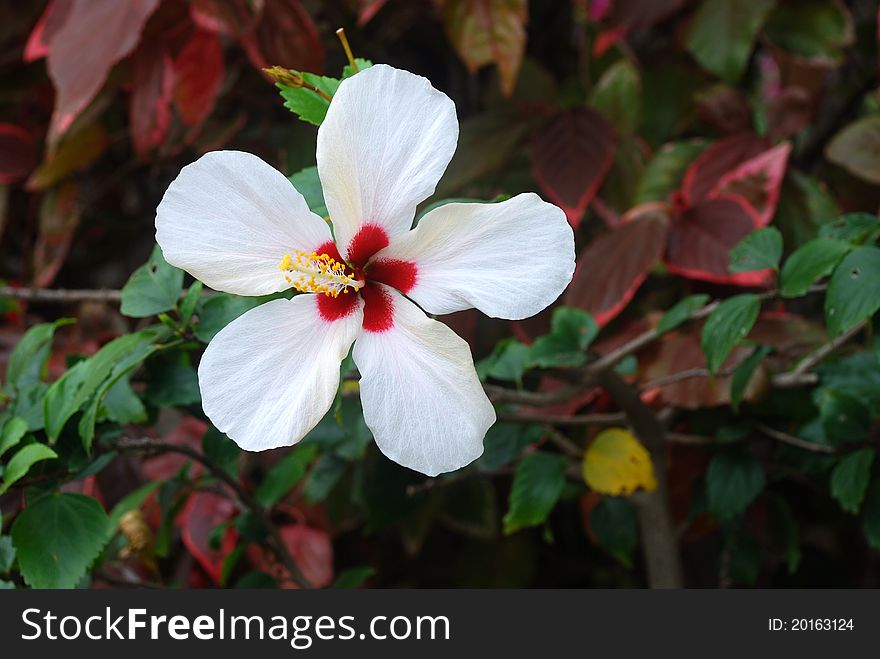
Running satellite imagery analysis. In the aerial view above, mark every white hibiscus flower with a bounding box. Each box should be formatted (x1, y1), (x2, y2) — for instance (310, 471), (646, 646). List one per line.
(155, 64), (574, 476)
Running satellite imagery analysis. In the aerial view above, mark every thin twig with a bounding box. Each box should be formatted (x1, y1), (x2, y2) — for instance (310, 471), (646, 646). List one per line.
(542, 427), (584, 458)
(755, 423), (836, 454)
(1, 286), (123, 303)
(772, 321), (865, 389)
(497, 410), (626, 426)
(106, 437), (314, 588)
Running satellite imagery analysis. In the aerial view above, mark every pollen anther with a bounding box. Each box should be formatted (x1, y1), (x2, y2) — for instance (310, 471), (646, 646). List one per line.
(278, 249), (363, 298)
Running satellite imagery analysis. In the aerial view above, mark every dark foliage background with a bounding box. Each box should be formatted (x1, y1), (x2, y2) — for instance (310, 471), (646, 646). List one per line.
(1, 0), (880, 589)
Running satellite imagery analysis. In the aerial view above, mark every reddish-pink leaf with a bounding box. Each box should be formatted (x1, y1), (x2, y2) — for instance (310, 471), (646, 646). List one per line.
(531, 107), (617, 227)
(190, 0), (263, 36)
(590, 0), (685, 53)
(665, 194), (772, 286)
(23, 0), (73, 62)
(279, 524), (334, 589)
(241, 0), (323, 73)
(680, 132), (770, 205)
(129, 41), (174, 157)
(32, 183), (80, 287)
(173, 29), (224, 127)
(565, 203), (668, 325)
(180, 491), (237, 585)
(46, 0), (160, 143)
(709, 142), (791, 226)
(0, 124), (37, 184)
(358, 0), (389, 25)
(443, 0), (528, 97)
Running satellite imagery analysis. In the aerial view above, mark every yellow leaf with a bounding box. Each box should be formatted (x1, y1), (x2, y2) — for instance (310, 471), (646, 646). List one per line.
(582, 428), (657, 495)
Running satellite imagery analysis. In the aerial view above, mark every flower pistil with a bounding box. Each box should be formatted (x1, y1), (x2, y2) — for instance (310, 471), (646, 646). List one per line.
(279, 249), (363, 298)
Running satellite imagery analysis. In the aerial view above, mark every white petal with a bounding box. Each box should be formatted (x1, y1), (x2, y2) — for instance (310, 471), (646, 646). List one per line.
(156, 150), (332, 296)
(353, 286), (495, 476)
(199, 294), (363, 451)
(375, 193), (575, 319)
(317, 64), (458, 258)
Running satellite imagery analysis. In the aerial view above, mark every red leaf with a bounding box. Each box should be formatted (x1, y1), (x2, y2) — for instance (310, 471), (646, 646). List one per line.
(0, 124), (37, 184)
(565, 203), (668, 325)
(358, 0), (389, 26)
(180, 491), (237, 585)
(709, 142), (791, 227)
(129, 41), (174, 157)
(33, 183), (81, 287)
(189, 0), (263, 37)
(141, 416), (207, 481)
(173, 29), (224, 127)
(680, 132), (769, 205)
(23, 0), (73, 62)
(442, 0), (528, 97)
(531, 107), (617, 227)
(665, 195), (772, 286)
(241, 0), (323, 73)
(590, 0), (685, 53)
(248, 524), (334, 588)
(46, 0), (160, 143)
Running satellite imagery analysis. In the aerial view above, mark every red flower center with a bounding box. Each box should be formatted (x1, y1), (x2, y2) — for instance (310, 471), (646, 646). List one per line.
(314, 224), (418, 332)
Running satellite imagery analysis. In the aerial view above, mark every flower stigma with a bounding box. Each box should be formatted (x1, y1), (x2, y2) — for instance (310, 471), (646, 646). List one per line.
(278, 249), (364, 298)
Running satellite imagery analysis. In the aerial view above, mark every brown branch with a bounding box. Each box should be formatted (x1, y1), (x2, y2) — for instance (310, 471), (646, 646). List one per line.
(597, 371), (684, 588)
(497, 410), (626, 426)
(1, 286), (123, 303)
(755, 423), (836, 454)
(772, 321), (865, 389)
(106, 437), (314, 589)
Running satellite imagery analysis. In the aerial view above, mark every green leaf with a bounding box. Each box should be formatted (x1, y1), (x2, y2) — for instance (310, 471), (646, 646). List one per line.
(331, 566), (375, 589)
(4, 318), (74, 392)
(342, 59), (373, 79)
(818, 213), (880, 244)
(195, 294), (263, 343)
(120, 245), (184, 318)
(102, 376), (147, 425)
(830, 448), (874, 514)
(815, 389), (871, 445)
(289, 166), (327, 216)
(303, 453), (347, 503)
(589, 59), (641, 134)
(44, 327), (165, 443)
(528, 307), (597, 368)
(254, 444), (319, 508)
(706, 452), (765, 521)
(700, 294), (760, 373)
(503, 452), (566, 534)
(686, 0), (775, 83)
(730, 345), (771, 412)
(780, 238), (851, 297)
(825, 246), (880, 336)
(656, 294), (710, 334)
(278, 73), (341, 126)
(862, 481), (880, 550)
(11, 492), (111, 588)
(145, 352), (200, 407)
(202, 428), (240, 477)
(764, 0), (853, 60)
(477, 423), (541, 472)
(590, 496), (638, 567)
(0, 535), (15, 573)
(729, 227), (783, 273)
(0, 416), (28, 460)
(179, 281), (203, 325)
(479, 339), (530, 382)
(0, 444), (58, 494)
(635, 140), (706, 204)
